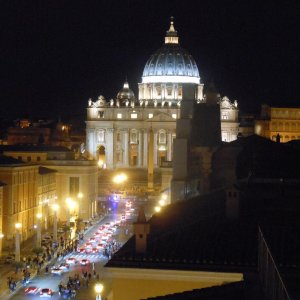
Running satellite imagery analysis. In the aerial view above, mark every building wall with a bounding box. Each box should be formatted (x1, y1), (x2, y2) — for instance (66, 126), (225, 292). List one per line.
(255, 106), (300, 142)
(37, 171), (57, 230)
(86, 97), (239, 168)
(0, 165), (40, 246)
(107, 267), (243, 300)
(0, 186), (3, 254)
(4, 151), (47, 163)
(44, 161), (98, 222)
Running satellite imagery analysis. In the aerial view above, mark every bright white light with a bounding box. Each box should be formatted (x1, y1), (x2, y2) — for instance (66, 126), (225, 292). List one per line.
(0, 233), (4, 238)
(15, 223), (22, 229)
(159, 199), (165, 206)
(154, 206), (161, 213)
(117, 113), (122, 119)
(131, 113), (137, 119)
(162, 194), (168, 200)
(113, 173), (127, 184)
(158, 145), (166, 151)
(148, 113), (153, 119)
(94, 283), (104, 294)
(142, 75), (200, 84)
(172, 113), (177, 119)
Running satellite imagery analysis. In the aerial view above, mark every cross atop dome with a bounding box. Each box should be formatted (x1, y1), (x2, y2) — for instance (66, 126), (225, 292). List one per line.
(165, 16), (179, 44)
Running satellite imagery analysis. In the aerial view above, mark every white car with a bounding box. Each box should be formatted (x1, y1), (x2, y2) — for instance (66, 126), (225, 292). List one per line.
(51, 267), (64, 275)
(66, 257), (77, 264)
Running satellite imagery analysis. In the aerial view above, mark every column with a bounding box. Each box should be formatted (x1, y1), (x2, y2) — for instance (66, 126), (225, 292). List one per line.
(143, 131), (148, 167)
(124, 129), (129, 167)
(167, 131), (172, 161)
(15, 224), (21, 262)
(153, 131), (158, 167)
(106, 128), (114, 169)
(138, 130), (143, 167)
(36, 215), (42, 248)
(53, 210), (58, 243)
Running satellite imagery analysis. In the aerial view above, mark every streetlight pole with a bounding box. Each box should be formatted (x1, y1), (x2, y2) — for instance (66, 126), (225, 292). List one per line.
(15, 223), (22, 262)
(36, 213), (42, 248)
(52, 204), (59, 244)
(94, 283), (103, 300)
(0, 233), (4, 257)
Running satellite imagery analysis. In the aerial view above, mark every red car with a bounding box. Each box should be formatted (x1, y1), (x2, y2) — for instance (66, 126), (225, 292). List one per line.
(25, 286), (38, 295)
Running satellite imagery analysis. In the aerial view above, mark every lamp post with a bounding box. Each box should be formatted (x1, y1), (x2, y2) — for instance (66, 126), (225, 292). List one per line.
(77, 192), (83, 218)
(94, 283), (104, 300)
(15, 223), (22, 262)
(52, 204), (59, 244)
(0, 233), (4, 256)
(36, 213), (42, 247)
(66, 197), (73, 227)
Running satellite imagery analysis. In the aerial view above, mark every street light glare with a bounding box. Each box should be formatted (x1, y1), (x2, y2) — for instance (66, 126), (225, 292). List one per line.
(154, 206), (161, 213)
(113, 173), (127, 184)
(37, 213), (42, 219)
(159, 199), (165, 206)
(94, 282), (104, 294)
(77, 192), (83, 198)
(0, 233), (4, 238)
(15, 223), (22, 229)
(52, 204), (59, 211)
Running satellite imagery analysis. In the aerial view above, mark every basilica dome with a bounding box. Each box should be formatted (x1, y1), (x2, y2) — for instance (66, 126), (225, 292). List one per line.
(117, 81), (135, 103)
(142, 19), (200, 84)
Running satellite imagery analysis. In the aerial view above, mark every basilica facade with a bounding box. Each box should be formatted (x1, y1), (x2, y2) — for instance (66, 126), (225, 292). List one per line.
(86, 20), (239, 169)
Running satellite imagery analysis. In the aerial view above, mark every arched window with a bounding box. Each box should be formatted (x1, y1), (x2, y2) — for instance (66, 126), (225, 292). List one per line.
(97, 129), (105, 143)
(98, 145), (105, 155)
(158, 130), (166, 144)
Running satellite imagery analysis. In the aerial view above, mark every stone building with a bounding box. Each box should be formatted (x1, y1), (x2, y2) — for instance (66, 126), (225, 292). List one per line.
(85, 20), (239, 171)
(255, 104), (300, 142)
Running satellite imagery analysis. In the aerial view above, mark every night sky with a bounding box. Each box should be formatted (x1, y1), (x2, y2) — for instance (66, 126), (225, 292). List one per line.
(0, 0), (299, 119)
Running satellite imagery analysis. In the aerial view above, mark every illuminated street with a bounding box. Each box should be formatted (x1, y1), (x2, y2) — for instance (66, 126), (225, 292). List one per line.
(8, 198), (151, 300)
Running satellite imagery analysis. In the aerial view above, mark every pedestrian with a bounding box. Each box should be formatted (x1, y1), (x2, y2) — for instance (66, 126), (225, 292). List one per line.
(88, 273), (92, 280)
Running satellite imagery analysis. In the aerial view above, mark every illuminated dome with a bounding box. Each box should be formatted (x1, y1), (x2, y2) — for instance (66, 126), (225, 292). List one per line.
(117, 81), (135, 103)
(142, 19), (200, 84)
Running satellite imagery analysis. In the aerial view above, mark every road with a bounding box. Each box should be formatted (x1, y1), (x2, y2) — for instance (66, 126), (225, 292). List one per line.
(9, 198), (143, 300)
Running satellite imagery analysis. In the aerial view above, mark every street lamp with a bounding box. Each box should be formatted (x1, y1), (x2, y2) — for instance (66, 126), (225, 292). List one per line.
(94, 283), (104, 300)
(66, 197), (75, 226)
(52, 204), (59, 243)
(15, 223), (22, 262)
(36, 213), (42, 247)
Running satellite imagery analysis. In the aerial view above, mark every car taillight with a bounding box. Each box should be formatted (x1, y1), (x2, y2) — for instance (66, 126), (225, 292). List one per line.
(48, 291), (51, 294)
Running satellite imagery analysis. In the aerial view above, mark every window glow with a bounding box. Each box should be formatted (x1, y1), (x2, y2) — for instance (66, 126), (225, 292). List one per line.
(142, 75), (200, 84)
(172, 113), (177, 119)
(131, 113), (137, 119)
(148, 113), (153, 119)
(117, 113), (122, 119)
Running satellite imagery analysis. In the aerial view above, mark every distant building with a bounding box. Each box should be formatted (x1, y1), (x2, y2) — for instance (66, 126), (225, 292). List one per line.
(255, 104), (300, 142)
(85, 19), (239, 171)
(0, 144), (98, 231)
